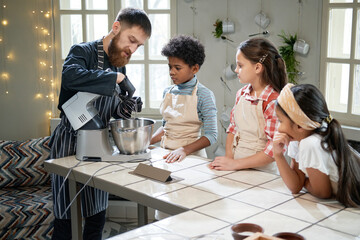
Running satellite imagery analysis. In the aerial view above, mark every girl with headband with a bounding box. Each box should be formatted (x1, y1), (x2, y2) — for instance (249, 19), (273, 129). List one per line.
(273, 83), (360, 207)
(210, 37), (287, 173)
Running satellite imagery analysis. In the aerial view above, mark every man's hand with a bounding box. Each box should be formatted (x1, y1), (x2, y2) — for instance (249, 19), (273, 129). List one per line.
(118, 96), (143, 119)
(133, 96), (143, 112)
(118, 74), (135, 98)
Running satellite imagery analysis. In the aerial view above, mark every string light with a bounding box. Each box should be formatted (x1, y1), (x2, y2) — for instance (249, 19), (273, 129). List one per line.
(1, 72), (9, 80)
(6, 52), (13, 60)
(1, 0), (9, 94)
(47, 111), (52, 119)
(30, 1), (58, 120)
(1, 0), (57, 121)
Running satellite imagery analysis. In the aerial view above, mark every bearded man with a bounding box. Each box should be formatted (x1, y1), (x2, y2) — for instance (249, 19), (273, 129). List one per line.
(49, 8), (151, 240)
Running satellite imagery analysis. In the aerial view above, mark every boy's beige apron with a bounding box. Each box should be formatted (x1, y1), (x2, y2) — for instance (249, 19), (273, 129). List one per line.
(156, 81), (207, 220)
(160, 81), (207, 158)
(232, 95), (277, 173)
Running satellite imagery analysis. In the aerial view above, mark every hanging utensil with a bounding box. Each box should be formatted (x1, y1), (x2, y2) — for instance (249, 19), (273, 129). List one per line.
(248, 30), (269, 37)
(220, 77), (231, 92)
(220, 35), (234, 42)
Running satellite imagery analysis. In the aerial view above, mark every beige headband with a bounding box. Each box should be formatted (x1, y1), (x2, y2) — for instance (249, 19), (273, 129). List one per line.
(277, 83), (321, 130)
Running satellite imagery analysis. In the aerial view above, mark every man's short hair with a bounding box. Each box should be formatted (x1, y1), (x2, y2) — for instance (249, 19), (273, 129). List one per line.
(116, 8), (152, 37)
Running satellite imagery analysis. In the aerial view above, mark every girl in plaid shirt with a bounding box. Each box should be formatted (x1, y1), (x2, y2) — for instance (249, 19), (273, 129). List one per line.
(210, 37), (287, 173)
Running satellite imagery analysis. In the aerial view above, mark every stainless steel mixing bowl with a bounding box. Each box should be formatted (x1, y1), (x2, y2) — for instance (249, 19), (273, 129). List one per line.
(110, 118), (155, 155)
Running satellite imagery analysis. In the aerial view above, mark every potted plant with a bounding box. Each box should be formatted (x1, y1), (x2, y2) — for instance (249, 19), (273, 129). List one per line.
(212, 19), (233, 42)
(278, 31), (300, 84)
(212, 19), (223, 38)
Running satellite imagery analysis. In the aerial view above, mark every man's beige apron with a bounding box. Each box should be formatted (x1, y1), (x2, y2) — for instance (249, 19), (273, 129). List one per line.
(232, 95), (277, 173)
(160, 81), (207, 157)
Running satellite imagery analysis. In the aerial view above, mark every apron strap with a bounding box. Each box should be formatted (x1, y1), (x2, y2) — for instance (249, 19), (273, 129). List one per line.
(191, 79), (199, 96)
(97, 39), (104, 70)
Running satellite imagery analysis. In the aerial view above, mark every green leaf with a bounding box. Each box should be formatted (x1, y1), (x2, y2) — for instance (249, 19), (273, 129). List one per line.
(278, 31), (300, 84)
(212, 19), (223, 38)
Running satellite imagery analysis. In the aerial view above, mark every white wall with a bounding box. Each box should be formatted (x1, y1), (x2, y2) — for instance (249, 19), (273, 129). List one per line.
(176, 0), (323, 158)
(0, 0), (54, 140)
(0, 0), (323, 144)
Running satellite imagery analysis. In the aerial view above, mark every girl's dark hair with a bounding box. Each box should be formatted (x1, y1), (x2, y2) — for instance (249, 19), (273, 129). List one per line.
(116, 8), (152, 37)
(161, 35), (205, 68)
(277, 84), (360, 207)
(238, 37), (287, 92)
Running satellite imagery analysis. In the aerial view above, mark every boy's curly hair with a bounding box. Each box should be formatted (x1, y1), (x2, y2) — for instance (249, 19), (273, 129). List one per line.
(161, 35), (205, 68)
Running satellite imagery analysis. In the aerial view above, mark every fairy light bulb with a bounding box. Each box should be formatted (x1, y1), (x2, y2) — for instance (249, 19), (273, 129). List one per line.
(6, 53), (13, 60)
(2, 73), (9, 80)
(2, 20), (8, 26)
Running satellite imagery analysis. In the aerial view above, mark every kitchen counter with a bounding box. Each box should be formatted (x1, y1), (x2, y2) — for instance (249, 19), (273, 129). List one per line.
(45, 147), (360, 240)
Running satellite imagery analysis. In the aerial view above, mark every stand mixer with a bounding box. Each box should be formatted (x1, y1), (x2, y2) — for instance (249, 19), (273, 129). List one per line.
(62, 92), (153, 161)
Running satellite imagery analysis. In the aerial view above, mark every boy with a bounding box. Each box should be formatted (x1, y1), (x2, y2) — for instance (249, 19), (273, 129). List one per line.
(150, 35), (217, 162)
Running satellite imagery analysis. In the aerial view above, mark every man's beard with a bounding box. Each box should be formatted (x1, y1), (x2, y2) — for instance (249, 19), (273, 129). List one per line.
(108, 32), (131, 67)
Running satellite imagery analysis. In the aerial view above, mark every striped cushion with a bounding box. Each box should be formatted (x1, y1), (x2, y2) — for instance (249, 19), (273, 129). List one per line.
(0, 224), (53, 240)
(0, 137), (51, 188)
(0, 185), (53, 235)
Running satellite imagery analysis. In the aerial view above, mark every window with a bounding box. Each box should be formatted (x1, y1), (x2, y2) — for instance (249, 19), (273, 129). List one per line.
(320, 0), (360, 127)
(55, 0), (176, 117)
(56, 0), (111, 59)
(118, 0), (176, 116)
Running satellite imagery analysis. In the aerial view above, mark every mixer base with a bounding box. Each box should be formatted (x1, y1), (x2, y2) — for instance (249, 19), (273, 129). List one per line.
(100, 149), (151, 162)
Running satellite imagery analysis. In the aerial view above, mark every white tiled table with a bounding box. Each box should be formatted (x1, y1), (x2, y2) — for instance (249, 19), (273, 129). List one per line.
(45, 147), (360, 240)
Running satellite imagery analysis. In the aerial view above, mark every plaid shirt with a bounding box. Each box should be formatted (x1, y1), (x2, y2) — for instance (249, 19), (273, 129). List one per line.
(227, 84), (279, 157)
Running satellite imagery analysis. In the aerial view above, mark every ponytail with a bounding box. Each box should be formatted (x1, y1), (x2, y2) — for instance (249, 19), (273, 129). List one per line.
(315, 119), (360, 207)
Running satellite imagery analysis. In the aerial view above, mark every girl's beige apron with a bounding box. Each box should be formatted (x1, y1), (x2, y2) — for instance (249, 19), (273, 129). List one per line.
(160, 81), (207, 158)
(232, 95), (277, 173)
